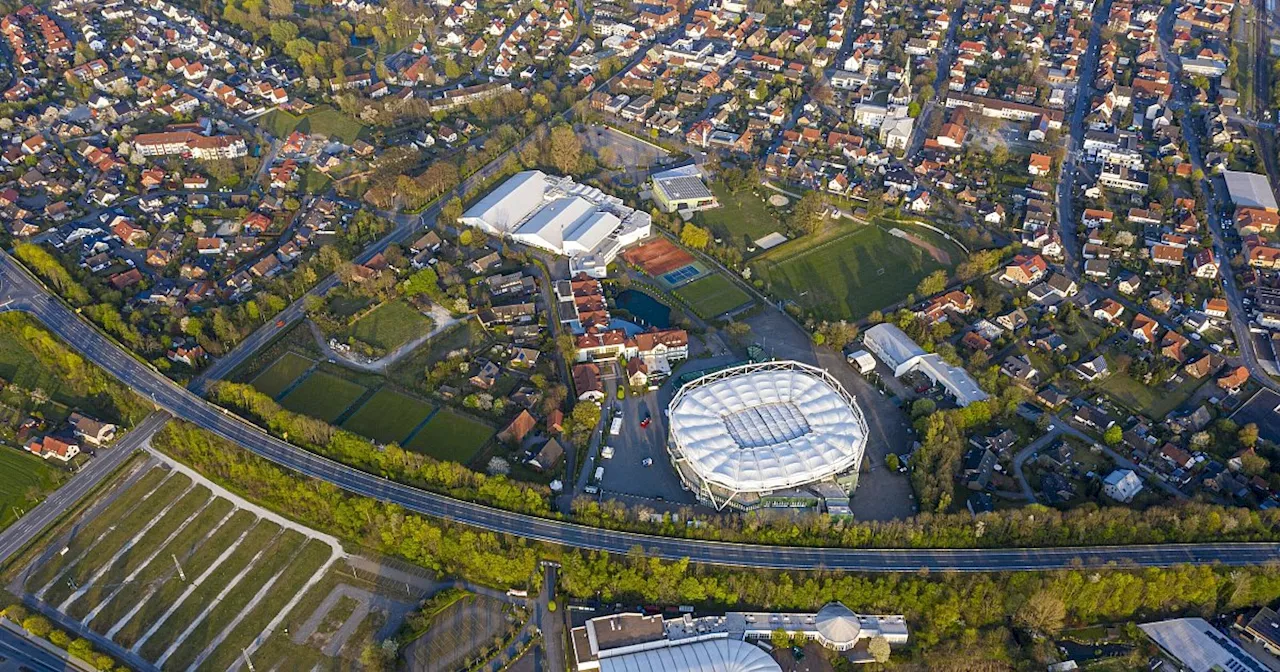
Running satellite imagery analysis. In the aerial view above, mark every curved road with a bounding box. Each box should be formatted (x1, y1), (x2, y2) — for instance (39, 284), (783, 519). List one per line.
(2, 255), (1280, 571)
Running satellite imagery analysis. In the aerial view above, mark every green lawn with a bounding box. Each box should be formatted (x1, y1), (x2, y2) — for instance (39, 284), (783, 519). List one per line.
(340, 388), (434, 445)
(326, 293), (373, 318)
(345, 300), (431, 353)
(751, 222), (961, 321)
(263, 105), (367, 144)
(0, 448), (65, 531)
(405, 410), (493, 464)
(1095, 363), (1208, 418)
(279, 372), (366, 422)
(696, 183), (785, 251)
(250, 352), (315, 399)
(674, 274), (753, 319)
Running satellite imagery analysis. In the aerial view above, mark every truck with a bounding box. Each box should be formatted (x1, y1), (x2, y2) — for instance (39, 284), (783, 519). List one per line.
(610, 417), (623, 436)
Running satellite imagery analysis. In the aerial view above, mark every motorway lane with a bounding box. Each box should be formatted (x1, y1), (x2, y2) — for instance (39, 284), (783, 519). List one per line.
(4, 254), (1280, 570)
(0, 413), (167, 565)
(0, 626), (85, 672)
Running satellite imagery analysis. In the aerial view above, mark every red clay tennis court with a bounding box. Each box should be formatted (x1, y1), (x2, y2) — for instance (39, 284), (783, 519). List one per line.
(622, 239), (695, 276)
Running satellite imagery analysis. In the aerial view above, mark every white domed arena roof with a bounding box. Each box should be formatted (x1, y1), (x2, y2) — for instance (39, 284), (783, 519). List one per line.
(667, 361), (868, 495)
(599, 639), (780, 672)
(815, 602), (862, 647)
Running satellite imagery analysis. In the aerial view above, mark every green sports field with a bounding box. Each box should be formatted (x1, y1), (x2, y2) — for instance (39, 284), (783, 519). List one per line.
(673, 274), (753, 319)
(696, 183), (785, 251)
(345, 300), (431, 353)
(751, 222), (963, 321)
(340, 388), (434, 444)
(0, 448), (65, 530)
(250, 352), (314, 399)
(263, 105), (367, 144)
(405, 410), (493, 464)
(279, 372), (366, 422)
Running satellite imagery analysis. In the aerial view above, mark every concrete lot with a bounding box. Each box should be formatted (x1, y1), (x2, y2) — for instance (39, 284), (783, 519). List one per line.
(580, 126), (671, 185)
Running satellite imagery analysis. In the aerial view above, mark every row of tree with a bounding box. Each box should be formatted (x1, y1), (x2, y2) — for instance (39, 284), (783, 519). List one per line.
(154, 422), (1280, 665)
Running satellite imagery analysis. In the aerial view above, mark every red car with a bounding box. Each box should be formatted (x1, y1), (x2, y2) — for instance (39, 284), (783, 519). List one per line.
(640, 416), (651, 428)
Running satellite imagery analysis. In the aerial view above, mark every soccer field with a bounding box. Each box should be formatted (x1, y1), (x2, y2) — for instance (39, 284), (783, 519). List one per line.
(405, 409), (493, 464)
(345, 300), (431, 353)
(340, 388), (435, 445)
(673, 274), (753, 319)
(279, 372), (367, 422)
(250, 352), (315, 399)
(751, 223), (963, 321)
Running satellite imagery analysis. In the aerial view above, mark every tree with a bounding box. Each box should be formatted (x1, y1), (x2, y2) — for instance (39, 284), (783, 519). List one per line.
(680, 223), (711, 250)
(916, 269), (948, 297)
(724, 321), (752, 346)
(21, 615), (51, 638)
(911, 398), (936, 418)
(1014, 591), (1066, 634)
(547, 126), (582, 175)
(440, 197), (463, 225)
(1240, 423), (1260, 448)
(816, 321), (858, 350)
(867, 635), (891, 663)
(566, 401), (601, 446)
(1241, 452), (1270, 477)
(789, 192), (826, 235)
(1103, 424), (1123, 446)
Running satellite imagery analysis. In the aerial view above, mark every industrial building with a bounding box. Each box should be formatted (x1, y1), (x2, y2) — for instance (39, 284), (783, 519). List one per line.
(1224, 170), (1279, 212)
(461, 171), (652, 277)
(571, 602), (908, 672)
(862, 323), (988, 406)
(666, 361), (868, 511)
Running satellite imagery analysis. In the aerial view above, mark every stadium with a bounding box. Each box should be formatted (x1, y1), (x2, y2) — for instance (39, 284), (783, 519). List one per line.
(666, 361), (868, 511)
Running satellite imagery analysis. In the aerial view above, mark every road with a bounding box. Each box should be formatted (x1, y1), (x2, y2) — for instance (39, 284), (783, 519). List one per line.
(0, 624), (92, 672)
(0, 412), (168, 566)
(1055, 0), (1115, 281)
(1159, 2), (1280, 395)
(4, 252), (1280, 570)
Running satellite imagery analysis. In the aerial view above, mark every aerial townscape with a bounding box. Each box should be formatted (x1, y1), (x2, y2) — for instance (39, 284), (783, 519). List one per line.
(7, 0), (1280, 667)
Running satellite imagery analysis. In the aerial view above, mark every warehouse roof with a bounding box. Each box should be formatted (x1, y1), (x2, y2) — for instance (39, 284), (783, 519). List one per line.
(1224, 170), (1279, 211)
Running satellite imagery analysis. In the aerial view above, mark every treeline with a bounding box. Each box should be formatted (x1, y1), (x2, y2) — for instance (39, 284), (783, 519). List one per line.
(155, 421), (540, 587)
(155, 421), (1280, 663)
(207, 382), (549, 515)
(0, 313), (149, 425)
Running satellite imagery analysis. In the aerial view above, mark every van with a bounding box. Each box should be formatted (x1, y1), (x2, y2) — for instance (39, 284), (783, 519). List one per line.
(594, 466), (604, 482)
(601, 445), (615, 459)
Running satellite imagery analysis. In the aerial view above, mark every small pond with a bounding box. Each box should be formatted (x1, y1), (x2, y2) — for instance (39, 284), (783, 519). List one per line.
(615, 290), (671, 329)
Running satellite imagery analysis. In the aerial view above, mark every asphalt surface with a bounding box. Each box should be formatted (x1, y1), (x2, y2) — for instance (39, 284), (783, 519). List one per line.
(0, 412), (167, 566)
(4, 253), (1280, 570)
(0, 625), (87, 672)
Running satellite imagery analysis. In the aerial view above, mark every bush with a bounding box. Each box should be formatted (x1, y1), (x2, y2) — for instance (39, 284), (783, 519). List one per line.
(21, 615), (51, 638)
(885, 453), (901, 471)
(49, 629), (71, 648)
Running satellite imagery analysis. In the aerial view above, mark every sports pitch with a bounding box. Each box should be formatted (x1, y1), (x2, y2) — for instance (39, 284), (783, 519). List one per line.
(751, 223), (963, 321)
(673, 274), (753, 319)
(405, 409), (493, 464)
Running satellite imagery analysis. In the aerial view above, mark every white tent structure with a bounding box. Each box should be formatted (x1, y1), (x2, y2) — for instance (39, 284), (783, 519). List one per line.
(862, 323), (988, 407)
(460, 170), (651, 278)
(666, 361), (868, 510)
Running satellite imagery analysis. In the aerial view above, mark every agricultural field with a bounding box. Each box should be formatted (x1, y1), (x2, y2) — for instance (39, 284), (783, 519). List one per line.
(279, 371), (367, 422)
(250, 352), (315, 399)
(695, 182), (786, 252)
(673, 274), (753, 319)
(263, 105), (367, 144)
(405, 409), (493, 464)
(9, 463), (350, 672)
(344, 299), (432, 353)
(0, 448), (67, 531)
(751, 222), (963, 321)
(341, 388), (435, 445)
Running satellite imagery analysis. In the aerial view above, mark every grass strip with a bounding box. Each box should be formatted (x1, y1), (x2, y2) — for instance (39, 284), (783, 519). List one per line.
(135, 521), (286, 660)
(109, 512), (264, 648)
(63, 486), (213, 621)
(79, 497), (235, 628)
(197, 539), (333, 672)
(159, 530), (307, 670)
(23, 467), (168, 592)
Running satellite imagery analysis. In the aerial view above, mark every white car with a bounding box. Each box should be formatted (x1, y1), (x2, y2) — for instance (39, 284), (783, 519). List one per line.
(641, 458), (653, 467)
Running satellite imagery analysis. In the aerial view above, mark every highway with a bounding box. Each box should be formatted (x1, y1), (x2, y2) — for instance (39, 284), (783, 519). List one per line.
(0, 625), (90, 672)
(3, 254), (1280, 571)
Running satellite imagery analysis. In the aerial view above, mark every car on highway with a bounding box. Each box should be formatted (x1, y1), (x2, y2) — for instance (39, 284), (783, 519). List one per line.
(640, 415), (651, 428)
(276, 319), (285, 327)
(641, 458), (653, 467)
